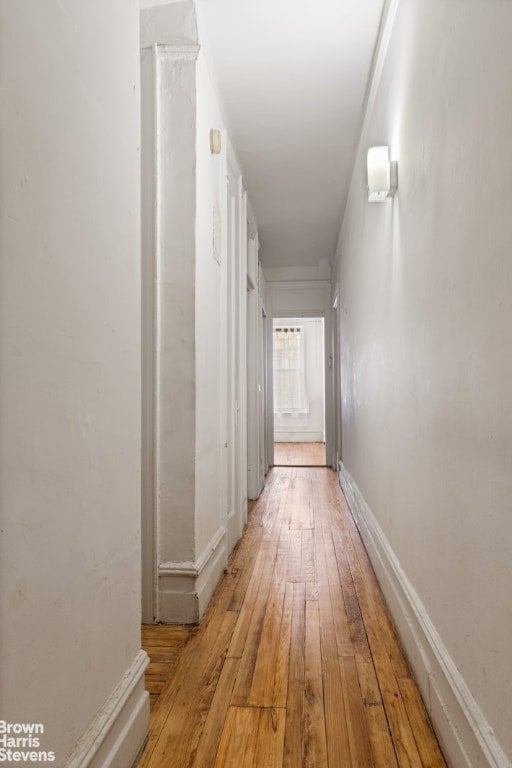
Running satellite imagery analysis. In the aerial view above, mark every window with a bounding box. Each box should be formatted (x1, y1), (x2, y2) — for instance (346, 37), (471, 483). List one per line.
(273, 325), (308, 413)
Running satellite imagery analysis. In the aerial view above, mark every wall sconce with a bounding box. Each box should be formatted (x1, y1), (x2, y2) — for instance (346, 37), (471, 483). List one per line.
(367, 146), (397, 202)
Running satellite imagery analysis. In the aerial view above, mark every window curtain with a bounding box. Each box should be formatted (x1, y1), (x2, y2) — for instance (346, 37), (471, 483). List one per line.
(273, 325), (308, 413)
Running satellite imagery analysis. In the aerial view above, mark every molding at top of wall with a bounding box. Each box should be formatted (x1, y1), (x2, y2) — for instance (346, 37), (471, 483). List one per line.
(337, 460), (511, 768)
(268, 280), (331, 291)
(263, 265), (332, 283)
(357, 0), (400, 148)
(335, 0), (400, 259)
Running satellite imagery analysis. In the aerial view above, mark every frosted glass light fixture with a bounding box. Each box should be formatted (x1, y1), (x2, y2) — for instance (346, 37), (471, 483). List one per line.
(367, 146), (397, 202)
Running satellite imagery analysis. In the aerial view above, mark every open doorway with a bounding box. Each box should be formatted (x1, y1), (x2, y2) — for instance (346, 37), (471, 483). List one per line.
(273, 317), (326, 466)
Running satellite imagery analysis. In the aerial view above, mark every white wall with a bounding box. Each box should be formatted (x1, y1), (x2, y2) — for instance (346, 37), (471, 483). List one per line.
(195, 42), (254, 582)
(268, 280), (330, 318)
(0, 2), (147, 766)
(274, 318), (325, 443)
(335, 2), (512, 766)
(195, 48), (232, 570)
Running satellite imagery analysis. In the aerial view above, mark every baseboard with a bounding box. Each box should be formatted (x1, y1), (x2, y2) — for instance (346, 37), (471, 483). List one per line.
(196, 528), (229, 619)
(158, 525), (227, 623)
(64, 650), (149, 768)
(338, 461), (510, 768)
(274, 432), (324, 442)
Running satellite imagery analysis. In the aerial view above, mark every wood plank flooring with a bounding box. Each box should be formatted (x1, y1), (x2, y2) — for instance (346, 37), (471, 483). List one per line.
(142, 625), (193, 714)
(274, 441), (326, 466)
(139, 467), (447, 768)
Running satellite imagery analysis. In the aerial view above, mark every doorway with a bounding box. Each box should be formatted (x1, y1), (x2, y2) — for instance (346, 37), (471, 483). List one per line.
(272, 317), (326, 466)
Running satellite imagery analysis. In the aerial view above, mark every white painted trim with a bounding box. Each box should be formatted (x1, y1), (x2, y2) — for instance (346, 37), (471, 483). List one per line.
(64, 650), (149, 768)
(275, 431), (324, 443)
(332, 283), (339, 310)
(159, 524), (226, 577)
(337, 461), (511, 768)
(141, 43), (200, 61)
(226, 137), (243, 185)
(158, 525), (227, 623)
(267, 281), (334, 469)
(262, 273), (273, 471)
(246, 238), (263, 499)
(238, 185), (249, 536)
(358, 0), (399, 149)
(263, 265), (332, 283)
(323, 296), (334, 470)
(336, 0), (399, 256)
(140, 46), (158, 624)
(246, 202), (258, 239)
(269, 279), (331, 293)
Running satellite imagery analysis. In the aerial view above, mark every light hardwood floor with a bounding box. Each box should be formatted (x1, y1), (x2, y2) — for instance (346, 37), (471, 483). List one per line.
(142, 625), (193, 710)
(274, 441), (326, 466)
(140, 467), (447, 768)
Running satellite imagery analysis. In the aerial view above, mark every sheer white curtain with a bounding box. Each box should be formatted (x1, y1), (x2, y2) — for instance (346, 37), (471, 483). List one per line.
(273, 325), (308, 413)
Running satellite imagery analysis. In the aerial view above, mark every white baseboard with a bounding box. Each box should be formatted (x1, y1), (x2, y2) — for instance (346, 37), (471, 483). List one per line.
(64, 650), (149, 768)
(274, 432), (324, 443)
(158, 525), (227, 623)
(338, 461), (510, 768)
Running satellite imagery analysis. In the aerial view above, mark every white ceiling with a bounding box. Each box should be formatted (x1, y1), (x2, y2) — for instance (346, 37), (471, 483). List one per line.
(196, 0), (385, 269)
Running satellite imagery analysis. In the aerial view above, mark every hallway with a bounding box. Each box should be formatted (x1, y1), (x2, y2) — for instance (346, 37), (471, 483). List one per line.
(273, 442), (326, 467)
(4, 3), (512, 766)
(140, 467), (446, 768)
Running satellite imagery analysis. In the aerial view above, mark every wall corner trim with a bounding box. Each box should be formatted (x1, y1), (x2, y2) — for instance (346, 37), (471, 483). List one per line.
(157, 525), (227, 623)
(64, 650), (149, 768)
(140, 43), (200, 62)
(337, 461), (511, 768)
(156, 43), (200, 61)
(159, 524), (226, 578)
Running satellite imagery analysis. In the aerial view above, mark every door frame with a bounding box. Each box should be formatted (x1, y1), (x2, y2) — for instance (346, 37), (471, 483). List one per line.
(269, 297), (334, 468)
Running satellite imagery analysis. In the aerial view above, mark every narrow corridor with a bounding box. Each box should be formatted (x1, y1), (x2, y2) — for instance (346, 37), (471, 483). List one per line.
(140, 467), (446, 768)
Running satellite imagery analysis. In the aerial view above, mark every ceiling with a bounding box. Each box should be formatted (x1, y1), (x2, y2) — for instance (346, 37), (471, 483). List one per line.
(196, 0), (386, 270)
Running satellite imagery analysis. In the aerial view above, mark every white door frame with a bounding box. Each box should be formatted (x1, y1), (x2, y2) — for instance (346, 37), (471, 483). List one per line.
(140, 46), (157, 623)
(225, 161), (249, 550)
(267, 281), (335, 469)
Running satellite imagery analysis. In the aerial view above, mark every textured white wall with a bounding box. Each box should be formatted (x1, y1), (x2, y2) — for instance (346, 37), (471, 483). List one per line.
(195, 51), (227, 558)
(0, 0), (144, 763)
(195, 48), (251, 588)
(269, 281), (329, 318)
(335, 0), (512, 762)
(140, 0), (197, 47)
